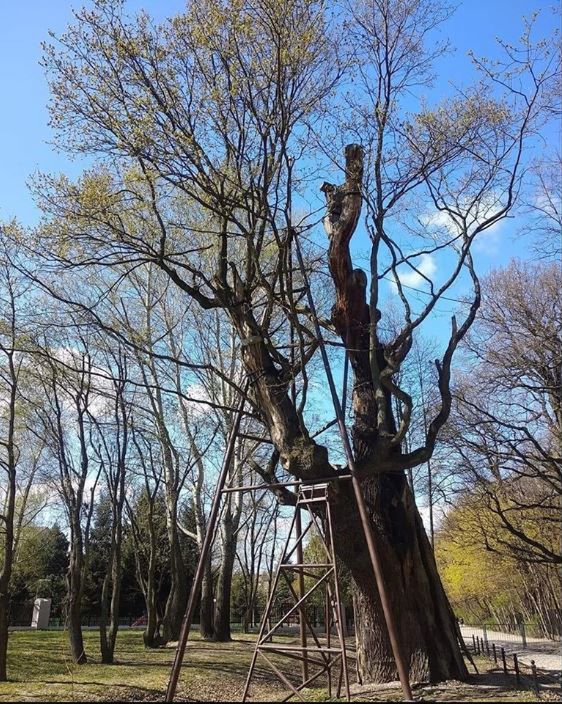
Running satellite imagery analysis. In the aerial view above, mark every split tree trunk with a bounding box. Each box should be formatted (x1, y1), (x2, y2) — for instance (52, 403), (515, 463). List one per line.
(228, 300), (468, 683)
(224, 143), (468, 685)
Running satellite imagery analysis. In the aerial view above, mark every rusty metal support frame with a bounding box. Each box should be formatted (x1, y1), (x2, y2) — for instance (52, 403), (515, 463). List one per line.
(242, 483), (351, 703)
(292, 228), (414, 701)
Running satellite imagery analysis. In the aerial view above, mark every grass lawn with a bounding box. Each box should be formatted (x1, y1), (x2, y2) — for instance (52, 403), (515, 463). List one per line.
(0, 629), (557, 702)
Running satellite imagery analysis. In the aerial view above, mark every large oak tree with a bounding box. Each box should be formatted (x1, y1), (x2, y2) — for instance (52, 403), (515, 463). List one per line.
(29, 0), (557, 683)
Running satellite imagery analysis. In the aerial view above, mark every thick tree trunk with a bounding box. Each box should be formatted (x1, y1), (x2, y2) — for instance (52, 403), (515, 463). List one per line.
(213, 520), (237, 641)
(162, 526), (187, 642)
(332, 474), (467, 683)
(0, 592), (8, 681)
(199, 556), (214, 640)
(224, 143), (467, 685)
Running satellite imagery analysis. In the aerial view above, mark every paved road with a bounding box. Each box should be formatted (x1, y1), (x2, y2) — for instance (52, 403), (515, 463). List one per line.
(461, 625), (561, 676)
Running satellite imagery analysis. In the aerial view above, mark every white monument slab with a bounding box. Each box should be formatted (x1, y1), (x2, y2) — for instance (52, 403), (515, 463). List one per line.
(31, 598), (51, 629)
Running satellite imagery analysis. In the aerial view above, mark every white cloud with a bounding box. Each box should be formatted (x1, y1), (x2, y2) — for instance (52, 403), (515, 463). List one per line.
(420, 194), (505, 256)
(182, 382), (213, 419)
(390, 253), (437, 293)
(421, 210), (461, 236)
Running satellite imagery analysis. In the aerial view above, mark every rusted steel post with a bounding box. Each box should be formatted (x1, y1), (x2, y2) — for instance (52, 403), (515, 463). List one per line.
(326, 498), (351, 702)
(293, 228), (414, 702)
(166, 381), (250, 702)
(513, 653), (521, 685)
(325, 587), (332, 699)
(295, 507), (309, 685)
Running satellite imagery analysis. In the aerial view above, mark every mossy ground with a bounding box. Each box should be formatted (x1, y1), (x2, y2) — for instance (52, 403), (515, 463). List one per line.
(0, 629), (557, 701)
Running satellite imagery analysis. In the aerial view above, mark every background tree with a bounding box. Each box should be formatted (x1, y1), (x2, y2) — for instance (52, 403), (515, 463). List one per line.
(10, 524), (69, 611)
(522, 155), (562, 261)
(436, 492), (561, 637)
(90, 343), (132, 663)
(446, 260), (561, 566)
(32, 335), (101, 664)
(0, 234), (43, 681)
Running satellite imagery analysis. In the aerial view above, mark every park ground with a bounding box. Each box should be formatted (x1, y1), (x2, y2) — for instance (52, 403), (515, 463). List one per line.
(1, 629), (560, 702)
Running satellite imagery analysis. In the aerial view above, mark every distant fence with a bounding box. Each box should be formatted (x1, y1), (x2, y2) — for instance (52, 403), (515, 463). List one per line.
(461, 620), (561, 647)
(8, 602), (143, 629)
(465, 628), (548, 696)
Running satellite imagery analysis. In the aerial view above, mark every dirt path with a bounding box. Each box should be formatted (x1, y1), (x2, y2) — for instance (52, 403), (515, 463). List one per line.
(461, 625), (561, 677)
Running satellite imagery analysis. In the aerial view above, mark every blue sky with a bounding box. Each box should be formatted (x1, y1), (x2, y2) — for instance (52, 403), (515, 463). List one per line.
(0, 0), (556, 373)
(0, 0), (556, 229)
(0, 0), (557, 362)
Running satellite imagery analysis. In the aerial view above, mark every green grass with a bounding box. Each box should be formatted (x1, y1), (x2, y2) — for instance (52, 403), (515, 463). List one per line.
(1, 629), (299, 702)
(0, 630), (556, 702)
(2, 629), (172, 701)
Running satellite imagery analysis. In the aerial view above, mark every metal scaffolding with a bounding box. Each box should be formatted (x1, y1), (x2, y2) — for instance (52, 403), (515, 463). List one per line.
(242, 481), (351, 702)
